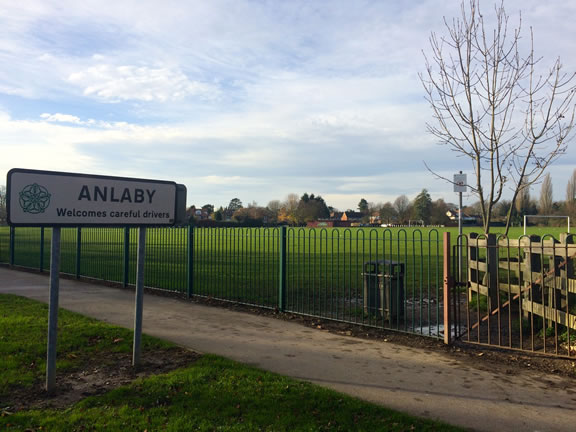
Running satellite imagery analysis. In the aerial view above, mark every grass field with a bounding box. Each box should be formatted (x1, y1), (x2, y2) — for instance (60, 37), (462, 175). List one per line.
(0, 294), (463, 431)
(0, 225), (569, 335)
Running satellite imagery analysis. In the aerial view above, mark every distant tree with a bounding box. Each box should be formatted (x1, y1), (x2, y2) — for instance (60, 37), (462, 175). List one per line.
(296, 194), (330, 223)
(493, 200), (512, 219)
(566, 169), (576, 216)
(515, 182), (531, 216)
(379, 202), (398, 224)
(201, 204), (214, 215)
(227, 198), (243, 212)
(358, 198), (369, 215)
(468, 201), (484, 216)
(430, 199), (449, 225)
(539, 174), (554, 215)
(213, 207), (224, 221)
(301, 193), (310, 203)
(225, 198), (243, 219)
(267, 200), (281, 213)
(266, 200), (281, 224)
(284, 193), (300, 212)
(394, 195), (411, 224)
(233, 206), (273, 226)
(412, 189), (432, 224)
(0, 185), (6, 225)
(277, 193), (300, 225)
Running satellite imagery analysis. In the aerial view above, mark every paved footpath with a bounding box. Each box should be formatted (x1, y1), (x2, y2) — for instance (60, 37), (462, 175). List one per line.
(1, 267), (575, 432)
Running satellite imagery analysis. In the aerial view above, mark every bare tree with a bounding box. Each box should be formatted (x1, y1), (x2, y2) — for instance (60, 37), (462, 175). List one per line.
(538, 173), (553, 215)
(277, 193), (300, 225)
(266, 200), (282, 213)
(394, 195), (411, 224)
(421, 0), (576, 234)
(514, 180), (530, 215)
(379, 202), (398, 224)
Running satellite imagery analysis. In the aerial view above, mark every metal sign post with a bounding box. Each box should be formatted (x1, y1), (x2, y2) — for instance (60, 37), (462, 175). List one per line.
(454, 172), (467, 280)
(46, 227), (61, 392)
(6, 168), (186, 391)
(132, 227), (146, 366)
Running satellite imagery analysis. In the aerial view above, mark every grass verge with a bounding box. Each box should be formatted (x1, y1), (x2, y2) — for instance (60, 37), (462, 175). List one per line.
(0, 294), (462, 431)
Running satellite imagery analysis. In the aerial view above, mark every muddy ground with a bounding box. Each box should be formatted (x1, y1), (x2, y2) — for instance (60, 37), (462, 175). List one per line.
(3, 348), (199, 412)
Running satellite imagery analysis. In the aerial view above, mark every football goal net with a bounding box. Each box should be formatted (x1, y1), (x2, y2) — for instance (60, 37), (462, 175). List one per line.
(523, 215), (571, 235)
(408, 219), (424, 227)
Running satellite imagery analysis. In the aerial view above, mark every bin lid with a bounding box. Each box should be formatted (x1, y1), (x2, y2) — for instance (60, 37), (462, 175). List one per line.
(363, 259), (404, 274)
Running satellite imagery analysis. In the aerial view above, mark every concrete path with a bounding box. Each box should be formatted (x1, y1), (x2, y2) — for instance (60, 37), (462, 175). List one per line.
(1, 267), (575, 432)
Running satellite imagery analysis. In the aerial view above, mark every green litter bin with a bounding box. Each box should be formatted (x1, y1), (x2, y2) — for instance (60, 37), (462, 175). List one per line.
(362, 260), (405, 319)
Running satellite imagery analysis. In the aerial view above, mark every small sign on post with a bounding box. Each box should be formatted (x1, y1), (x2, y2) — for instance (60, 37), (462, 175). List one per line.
(454, 172), (467, 282)
(6, 168), (187, 391)
(453, 173), (467, 193)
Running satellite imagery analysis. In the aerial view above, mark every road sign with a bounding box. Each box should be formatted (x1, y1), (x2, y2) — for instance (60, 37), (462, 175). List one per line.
(5, 168), (188, 392)
(454, 173), (467, 193)
(7, 168), (186, 227)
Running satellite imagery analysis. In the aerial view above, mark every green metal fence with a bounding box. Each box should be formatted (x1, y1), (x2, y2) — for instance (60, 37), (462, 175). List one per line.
(286, 228), (444, 335)
(0, 226), (445, 338)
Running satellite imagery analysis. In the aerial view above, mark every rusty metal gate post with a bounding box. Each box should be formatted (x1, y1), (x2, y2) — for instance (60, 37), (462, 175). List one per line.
(443, 231), (453, 345)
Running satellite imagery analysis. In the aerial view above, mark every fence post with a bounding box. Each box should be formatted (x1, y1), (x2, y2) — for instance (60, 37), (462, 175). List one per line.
(443, 231), (452, 345)
(278, 226), (287, 312)
(123, 227), (130, 287)
(187, 225), (194, 299)
(9, 226), (15, 267)
(39, 227), (45, 272)
(560, 233), (575, 312)
(486, 234), (499, 313)
(76, 227), (82, 279)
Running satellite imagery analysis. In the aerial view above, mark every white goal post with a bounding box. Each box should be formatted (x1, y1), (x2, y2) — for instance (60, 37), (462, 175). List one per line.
(523, 215), (571, 235)
(408, 219), (424, 227)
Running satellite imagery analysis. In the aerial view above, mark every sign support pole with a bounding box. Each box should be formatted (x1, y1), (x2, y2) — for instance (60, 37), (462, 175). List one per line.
(458, 189), (463, 280)
(454, 171), (467, 282)
(132, 226), (146, 367)
(46, 227), (61, 392)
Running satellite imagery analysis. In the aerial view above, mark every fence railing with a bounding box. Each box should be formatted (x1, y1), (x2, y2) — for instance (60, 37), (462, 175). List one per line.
(0, 226), (445, 338)
(4, 226), (575, 357)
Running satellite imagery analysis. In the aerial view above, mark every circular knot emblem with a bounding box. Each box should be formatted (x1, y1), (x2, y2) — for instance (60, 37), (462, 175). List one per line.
(19, 183), (51, 214)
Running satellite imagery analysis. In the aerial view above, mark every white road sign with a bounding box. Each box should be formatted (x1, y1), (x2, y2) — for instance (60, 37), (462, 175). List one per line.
(7, 168), (181, 226)
(454, 173), (467, 193)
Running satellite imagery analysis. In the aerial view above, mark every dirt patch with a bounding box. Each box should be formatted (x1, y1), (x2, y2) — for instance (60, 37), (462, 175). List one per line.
(3, 347), (200, 412)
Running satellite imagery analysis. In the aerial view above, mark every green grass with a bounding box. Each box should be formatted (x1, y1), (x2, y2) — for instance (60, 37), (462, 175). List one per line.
(0, 294), (463, 431)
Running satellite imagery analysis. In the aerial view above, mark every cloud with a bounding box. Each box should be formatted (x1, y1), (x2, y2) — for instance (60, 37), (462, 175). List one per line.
(201, 175), (265, 186)
(68, 65), (220, 103)
(1, 0), (575, 210)
(40, 113), (85, 124)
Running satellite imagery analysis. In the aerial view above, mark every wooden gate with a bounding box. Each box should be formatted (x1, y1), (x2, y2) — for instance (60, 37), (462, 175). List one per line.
(450, 233), (576, 357)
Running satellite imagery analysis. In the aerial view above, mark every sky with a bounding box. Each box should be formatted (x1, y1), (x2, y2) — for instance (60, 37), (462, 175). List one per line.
(1, 0), (575, 211)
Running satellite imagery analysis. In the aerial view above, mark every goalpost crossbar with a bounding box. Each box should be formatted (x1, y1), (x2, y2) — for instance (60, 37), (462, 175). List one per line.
(523, 215), (571, 235)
